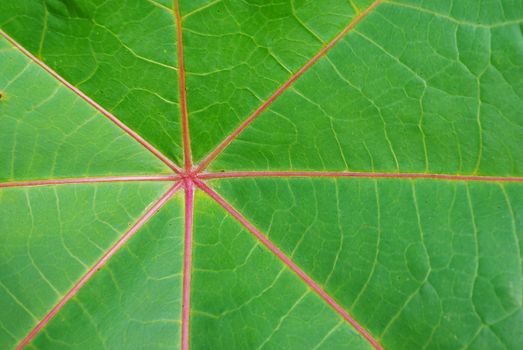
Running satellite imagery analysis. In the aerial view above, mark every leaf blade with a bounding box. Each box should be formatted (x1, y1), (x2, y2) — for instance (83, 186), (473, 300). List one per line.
(214, 177), (523, 349)
(191, 191), (373, 349)
(209, 3), (523, 176)
(0, 0), (184, 164)
(27, 192), (185, 349)
(0, 182), (173, 349)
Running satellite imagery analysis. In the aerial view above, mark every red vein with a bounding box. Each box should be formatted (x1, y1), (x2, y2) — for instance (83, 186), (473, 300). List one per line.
(174, 0), (192, 172)
(194, 0), (382, 173)
(0, 30), (182, 174)
(194, 179), (383, 350)
(16, 182), (182, 349)
(181, 179), (195, 350)
(0, 175), (179, 189)
(198, 171), (523, 183)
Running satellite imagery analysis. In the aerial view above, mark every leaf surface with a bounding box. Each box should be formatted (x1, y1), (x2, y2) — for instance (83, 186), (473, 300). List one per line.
(191, 192), (372, 349)
(0, 1), (522, 349)
(210, 2), (523, 175)
(28, 194), (185, 349)
(0, 37), (172, 181)
(0, 182), (173, 349)
(213, 177), (523, 349)
(1, 0), (183, 163)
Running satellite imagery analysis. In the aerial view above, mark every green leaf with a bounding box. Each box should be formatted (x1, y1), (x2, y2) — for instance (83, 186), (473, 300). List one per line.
(0, 37), (172, 181)
(210, 2), (523, 175)
(27, 194), (185, 349)
(213, 177), (523, 349)
(1, 0), (183, 163)
(1, 1), (522, 349)
(0, 182), (173, 349)
(191, 193), (372, 350)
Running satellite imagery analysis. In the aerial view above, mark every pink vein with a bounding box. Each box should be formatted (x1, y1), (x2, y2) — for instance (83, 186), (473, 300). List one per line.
(0, 30), (182, 174)
(181, 179), (195, 350)
(198, 171), (523, 183)
(0, 175), (179, 188)
(194, 0), (382, 173)
(194, 179), (383, 350)
(174, 0), (192, 172)
(16, 182), (182, 349)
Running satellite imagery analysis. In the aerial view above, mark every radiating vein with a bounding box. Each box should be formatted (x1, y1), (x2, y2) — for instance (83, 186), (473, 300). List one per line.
(199, 171), (523, 182)
(0, 175), (179, 189)
(174, 0), (192, 172)
(181, 179), (194, 350)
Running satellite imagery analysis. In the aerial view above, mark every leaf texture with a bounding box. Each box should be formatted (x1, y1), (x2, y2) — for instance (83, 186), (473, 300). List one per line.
(0, 1), (522, 349)
(214, 177), (523, 349)
(210, 2), (523, 175)
(28, 194), (185, 349)
(0, 182), (173, 349)
(0, 37), (172, 181)
(191, 193), (372, 349)
(1, 0), (183, 163)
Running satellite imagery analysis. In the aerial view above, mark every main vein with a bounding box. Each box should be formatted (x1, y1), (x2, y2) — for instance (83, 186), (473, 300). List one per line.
(181, 179), (195, 350)
(174, 0), (193, 172)
(0, 175), (179, 189)
(199, 171), (523, 183)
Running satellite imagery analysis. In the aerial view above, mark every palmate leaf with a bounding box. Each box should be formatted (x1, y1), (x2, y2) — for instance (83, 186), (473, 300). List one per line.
(0, 0), (522, 349)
